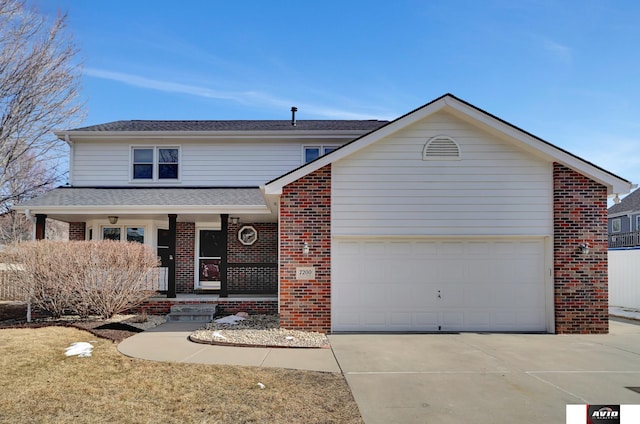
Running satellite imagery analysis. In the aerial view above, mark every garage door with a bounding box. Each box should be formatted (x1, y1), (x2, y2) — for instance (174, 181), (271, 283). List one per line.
(332, 238), (548, 332)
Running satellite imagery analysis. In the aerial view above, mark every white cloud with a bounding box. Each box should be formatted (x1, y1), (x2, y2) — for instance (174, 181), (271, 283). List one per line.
(541, 38), (572, 62)
(84, 68), (388, 120)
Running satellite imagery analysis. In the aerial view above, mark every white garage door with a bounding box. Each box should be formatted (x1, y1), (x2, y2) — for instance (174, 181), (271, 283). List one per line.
(332, 238), (548, 332)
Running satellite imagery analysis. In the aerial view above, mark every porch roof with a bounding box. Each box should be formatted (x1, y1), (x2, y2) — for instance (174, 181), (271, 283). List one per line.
(14, 187), (274, 222)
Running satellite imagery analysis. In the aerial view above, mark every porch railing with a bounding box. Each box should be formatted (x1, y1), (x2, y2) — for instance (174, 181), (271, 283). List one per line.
(0, 265), (22, 301)
(149, 263), (278, 295)
(609, 231), (640, 249)
(227, 262), (277, 295)
(143, 267), (168, 291)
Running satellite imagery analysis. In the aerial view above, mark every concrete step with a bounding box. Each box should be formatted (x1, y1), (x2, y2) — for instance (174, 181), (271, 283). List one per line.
(166, 304), (217, 322)
(170, 304), (217, 314)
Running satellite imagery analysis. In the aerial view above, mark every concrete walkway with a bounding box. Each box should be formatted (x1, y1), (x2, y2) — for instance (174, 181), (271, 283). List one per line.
(117, 321), (341, 373)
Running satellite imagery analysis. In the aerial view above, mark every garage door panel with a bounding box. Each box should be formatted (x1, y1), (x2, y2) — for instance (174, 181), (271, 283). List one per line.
(464, 286), (495, 308)
(333, 238), (547, 332)
(390, 312), (412, 326)
(441, 311), (464, 327)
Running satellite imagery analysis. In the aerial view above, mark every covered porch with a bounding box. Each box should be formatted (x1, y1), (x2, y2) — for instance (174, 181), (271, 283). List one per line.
(14, 187), (280, 300)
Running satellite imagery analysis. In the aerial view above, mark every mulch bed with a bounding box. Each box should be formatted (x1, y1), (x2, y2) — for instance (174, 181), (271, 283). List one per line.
(0, 303), (144, 343)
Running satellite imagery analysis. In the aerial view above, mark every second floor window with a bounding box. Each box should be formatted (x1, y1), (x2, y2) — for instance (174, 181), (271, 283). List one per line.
(612, 218), (621, 233)
(304, 145), (339, 163)
(132, 147), (180, 181)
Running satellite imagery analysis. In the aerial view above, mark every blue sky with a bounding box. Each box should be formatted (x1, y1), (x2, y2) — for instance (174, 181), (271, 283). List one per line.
(33, 0), (640, 193)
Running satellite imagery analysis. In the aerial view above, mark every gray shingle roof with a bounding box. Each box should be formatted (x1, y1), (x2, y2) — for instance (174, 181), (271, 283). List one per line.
(69, 120), (389, 132)
(17, 187), (266, 208)
(609, 188), (640, 214)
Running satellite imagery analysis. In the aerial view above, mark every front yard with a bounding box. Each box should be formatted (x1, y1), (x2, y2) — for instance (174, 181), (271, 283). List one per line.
(0, 324), (362, 423)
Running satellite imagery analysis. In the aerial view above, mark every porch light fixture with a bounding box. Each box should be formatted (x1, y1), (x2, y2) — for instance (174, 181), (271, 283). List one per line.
(108, 216), (118, 225)
(303, 242), (310, 255)
(614, 194), (621, 204)
(230, 217), (240, 225)
(578, 243), (590, 255)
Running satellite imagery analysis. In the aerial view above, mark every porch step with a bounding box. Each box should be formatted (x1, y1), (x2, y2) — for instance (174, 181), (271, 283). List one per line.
(166, 304), (217, 322)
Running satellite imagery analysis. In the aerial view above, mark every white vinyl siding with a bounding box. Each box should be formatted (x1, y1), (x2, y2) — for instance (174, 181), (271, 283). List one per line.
(332, 111), (553, 237)
(72, 139), (347, 186)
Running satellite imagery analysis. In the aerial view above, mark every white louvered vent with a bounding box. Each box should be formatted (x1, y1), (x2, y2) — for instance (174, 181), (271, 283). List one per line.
(422, 135), (461, 160)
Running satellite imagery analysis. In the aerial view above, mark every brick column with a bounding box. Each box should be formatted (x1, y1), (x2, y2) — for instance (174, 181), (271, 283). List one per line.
(176, 222), (195, 294)
(68, 222), (86, 240)
(553, 163), (608, 334)
(279, 165), (331, 333)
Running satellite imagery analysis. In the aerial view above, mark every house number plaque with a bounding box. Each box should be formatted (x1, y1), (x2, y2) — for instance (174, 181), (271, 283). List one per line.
(296, 267), (316, 280)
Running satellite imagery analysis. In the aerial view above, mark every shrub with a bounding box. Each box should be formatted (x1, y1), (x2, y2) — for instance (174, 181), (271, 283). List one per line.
(0, 240), (160, 319)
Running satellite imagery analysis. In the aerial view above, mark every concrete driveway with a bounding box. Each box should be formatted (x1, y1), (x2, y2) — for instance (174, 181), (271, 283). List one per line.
(329, 319), (640, 423)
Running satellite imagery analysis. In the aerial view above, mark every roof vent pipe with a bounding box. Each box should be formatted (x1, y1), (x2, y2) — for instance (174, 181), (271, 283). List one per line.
(291, 106), (297, 127)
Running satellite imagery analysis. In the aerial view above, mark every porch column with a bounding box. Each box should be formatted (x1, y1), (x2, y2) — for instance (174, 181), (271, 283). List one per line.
(35, 214), (47, 240)
(220, 214), (229, 298)
(167, 214), (177, 298)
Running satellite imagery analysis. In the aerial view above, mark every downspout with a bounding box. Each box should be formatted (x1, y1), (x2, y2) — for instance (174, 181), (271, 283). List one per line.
(65, 134), (74, 186)
(24, 208), (36, 223)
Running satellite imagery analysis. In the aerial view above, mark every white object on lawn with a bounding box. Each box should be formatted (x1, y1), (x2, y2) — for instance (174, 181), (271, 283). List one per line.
(65, 342), (93, 357)
(214, 315), (246, 325)
(257, 382), (266, 389)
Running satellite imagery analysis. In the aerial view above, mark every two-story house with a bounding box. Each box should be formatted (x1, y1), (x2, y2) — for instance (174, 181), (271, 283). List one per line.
(608, 188), (640, 248)
(15, 94), (634, 334)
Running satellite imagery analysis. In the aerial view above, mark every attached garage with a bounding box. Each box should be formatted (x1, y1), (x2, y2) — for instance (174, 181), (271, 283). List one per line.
(268, 94), (633, 334)
(332, 238), (551, 332)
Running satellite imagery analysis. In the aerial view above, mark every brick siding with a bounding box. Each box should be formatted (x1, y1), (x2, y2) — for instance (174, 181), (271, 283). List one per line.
(68, 222), (86, 240)
(176, 222), (195, 294)
(227, 222), (278, 294)
(131, 298), (277, 315)
(553, 163), (609, 334)
(279, 165), (332, 333)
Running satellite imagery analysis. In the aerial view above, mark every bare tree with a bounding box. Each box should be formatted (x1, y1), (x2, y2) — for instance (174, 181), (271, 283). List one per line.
(0, 0), (83, 221)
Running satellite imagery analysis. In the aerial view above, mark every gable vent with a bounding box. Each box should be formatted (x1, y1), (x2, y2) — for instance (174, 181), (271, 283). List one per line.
(423, 135), (461, 160)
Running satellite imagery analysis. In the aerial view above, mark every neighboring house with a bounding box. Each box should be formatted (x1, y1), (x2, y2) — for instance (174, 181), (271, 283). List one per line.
(608, 188), (640, 248)
(14, 94), (634, 334)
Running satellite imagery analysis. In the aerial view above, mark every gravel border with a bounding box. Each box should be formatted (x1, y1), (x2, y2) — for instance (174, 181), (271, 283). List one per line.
(190, 314), (330, 348)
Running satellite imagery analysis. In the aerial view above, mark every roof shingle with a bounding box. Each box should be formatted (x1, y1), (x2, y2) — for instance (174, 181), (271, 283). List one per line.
(609, 188), (640, 214)
(17, 187), (266, 208)
(68, 120), (389, 132)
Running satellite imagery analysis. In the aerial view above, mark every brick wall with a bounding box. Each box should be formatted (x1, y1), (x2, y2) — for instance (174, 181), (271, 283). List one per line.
(68, 222), (86, 240)
(228, 222), (277, 263)
(130, 298), (277, 315)
(553, 163), (608, 334)
(176, 222), (195, 294)
(227, 222), (277, 293)
(279, 165), (332, 333)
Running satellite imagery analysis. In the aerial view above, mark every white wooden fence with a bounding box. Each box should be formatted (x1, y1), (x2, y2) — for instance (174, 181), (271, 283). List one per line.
(609, 249), (640, 309)
(0, 265), (168, 301)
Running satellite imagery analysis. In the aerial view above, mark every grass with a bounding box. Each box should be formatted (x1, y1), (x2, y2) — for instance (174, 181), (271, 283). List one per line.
(0, 327), (362, 424)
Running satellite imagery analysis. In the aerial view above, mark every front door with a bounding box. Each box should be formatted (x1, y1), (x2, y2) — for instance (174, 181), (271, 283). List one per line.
(196, 229), (224, 289)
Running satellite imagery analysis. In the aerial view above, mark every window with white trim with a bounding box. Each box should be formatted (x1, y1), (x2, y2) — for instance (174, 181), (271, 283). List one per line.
(132, 146), (180, 181)
(101, 226), (145, 243)
(636, 215), (640, 231)
(612, 218), (621, 233)
(303, 145), (339, 163)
